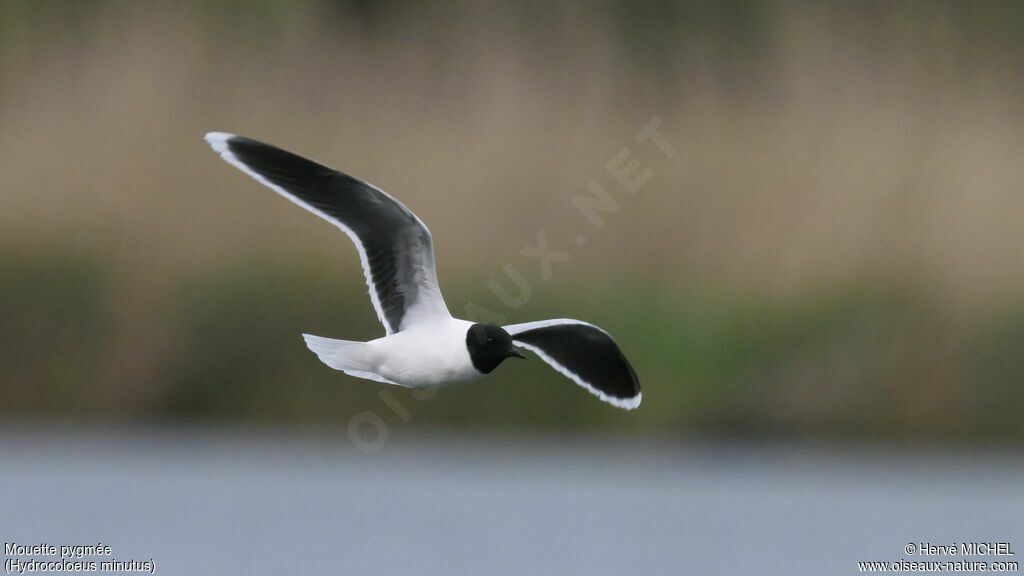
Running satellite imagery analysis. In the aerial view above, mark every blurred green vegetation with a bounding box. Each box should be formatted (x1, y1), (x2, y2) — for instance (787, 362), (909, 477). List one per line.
(1, 248), (110, 414)
(3, 254), (1022, 441)
(2, 0), (1023, 441)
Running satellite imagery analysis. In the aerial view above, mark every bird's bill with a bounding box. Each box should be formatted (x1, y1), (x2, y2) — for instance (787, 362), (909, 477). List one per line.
(507, 349), (527, 360)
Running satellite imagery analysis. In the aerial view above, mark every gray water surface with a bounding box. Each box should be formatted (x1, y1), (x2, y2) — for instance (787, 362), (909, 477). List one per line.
(2, 427), (1021, 575)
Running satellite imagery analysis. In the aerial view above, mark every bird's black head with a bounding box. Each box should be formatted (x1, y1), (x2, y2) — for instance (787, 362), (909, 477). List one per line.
(465, 323), (526, 374)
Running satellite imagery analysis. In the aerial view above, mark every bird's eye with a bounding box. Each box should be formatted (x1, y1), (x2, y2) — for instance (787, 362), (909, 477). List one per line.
(487, 337), (495, 343)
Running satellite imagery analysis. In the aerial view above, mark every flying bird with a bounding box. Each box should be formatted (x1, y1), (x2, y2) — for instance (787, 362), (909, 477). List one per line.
(204, 133), (641, 409)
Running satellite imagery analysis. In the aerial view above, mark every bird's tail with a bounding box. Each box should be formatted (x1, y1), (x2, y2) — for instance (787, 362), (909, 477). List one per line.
(302, 334), (408, 387)
(302, 334), (374, 372)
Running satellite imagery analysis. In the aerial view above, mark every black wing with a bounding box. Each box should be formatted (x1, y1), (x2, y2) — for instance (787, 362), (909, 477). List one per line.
(205, 133), (450, 334)
(504, 319), (641, 409)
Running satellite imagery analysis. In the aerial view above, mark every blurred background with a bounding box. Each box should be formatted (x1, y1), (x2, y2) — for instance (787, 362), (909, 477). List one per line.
(2, 1), (1022, 574)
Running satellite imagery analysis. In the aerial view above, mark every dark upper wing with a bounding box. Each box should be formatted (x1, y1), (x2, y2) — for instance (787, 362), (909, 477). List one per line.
(504, 319), (641, 410)
(205, 133), (450, 335)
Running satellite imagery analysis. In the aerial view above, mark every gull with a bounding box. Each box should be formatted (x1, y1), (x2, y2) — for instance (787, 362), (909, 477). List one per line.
(204, 133), (641, 409)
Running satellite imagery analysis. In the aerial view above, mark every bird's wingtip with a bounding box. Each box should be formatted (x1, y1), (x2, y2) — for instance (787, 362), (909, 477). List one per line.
(610, 391), (641, 410)
(204, 132), (236, 153)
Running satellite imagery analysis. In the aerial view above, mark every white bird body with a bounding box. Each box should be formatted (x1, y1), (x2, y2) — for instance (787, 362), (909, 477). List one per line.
(376, 319), (482, 386)
(305, 318), (481, 388)
(205, 133), (642, 409)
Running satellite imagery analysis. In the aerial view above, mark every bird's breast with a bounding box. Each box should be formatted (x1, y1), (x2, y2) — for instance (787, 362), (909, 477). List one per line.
(370, 322), (480, 387)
